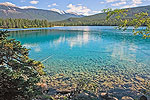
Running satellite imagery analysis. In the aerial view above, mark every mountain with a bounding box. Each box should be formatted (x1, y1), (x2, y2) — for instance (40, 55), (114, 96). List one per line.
(49, 8), (82, 16)
(0, 5), (83, 22)
(54, 5), (150, 26)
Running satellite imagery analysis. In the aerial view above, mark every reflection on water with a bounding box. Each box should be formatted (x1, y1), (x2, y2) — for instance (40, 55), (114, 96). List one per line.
(51, 27), (92, 48)
(9, 26), (150, 97)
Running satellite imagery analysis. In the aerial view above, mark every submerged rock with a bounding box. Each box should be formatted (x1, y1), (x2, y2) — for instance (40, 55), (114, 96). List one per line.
(74, 92), (99, 100)
(139, 95), (147, 100)
(135, 76), (145, 82)
(121, 96), (134, 100)
(99, 92), (118, 100)
(112, 97), (119, 100)
(59, 73), (64, 76)
(100, 92), (108, 98)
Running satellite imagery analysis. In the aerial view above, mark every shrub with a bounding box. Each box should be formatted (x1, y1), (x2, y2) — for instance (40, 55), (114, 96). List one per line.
(0, 31), (45, 100)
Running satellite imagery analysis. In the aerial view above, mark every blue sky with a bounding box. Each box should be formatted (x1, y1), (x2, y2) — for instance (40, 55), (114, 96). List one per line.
(0, 0), (150, 15)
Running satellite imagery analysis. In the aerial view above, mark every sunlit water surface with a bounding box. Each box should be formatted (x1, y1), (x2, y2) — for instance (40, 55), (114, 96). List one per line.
(8, 26), (150, 97)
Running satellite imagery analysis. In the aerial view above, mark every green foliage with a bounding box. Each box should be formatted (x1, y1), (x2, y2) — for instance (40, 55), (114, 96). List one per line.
(0, 31), (45, 100)
(104, 8), (150, 38)
(0, 18), (52, 29)
(102, 8), (128, 21)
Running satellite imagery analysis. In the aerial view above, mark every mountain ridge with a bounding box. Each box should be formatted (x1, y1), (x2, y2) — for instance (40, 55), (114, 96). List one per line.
(53, 5), (150, 26)
(0, 5), (83, 22)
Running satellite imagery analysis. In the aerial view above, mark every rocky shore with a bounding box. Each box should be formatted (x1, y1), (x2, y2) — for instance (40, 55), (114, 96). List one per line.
(35, 73), (150, 100)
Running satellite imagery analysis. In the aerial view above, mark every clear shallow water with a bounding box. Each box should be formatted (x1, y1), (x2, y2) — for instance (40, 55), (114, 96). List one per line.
(9, 26), (150, 96)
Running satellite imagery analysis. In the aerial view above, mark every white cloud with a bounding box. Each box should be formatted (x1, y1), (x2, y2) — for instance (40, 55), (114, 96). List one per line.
(100, 2), (105, 4)
(66, 4), (91, 15)
(48, 5), (51, 7)
(122, 0), (142, 8)
(52, 3), (58, 6)
(20, 6), (36, 9)
(122, 4), (136, 8)
(105, 0), (142, 8)
(132, 0), (142, 4)
(92, 10), (102, 13)
(0, 2), (16, 7)
(65, 4), (103, 15)
(0, 2), (37, 9)
(48, 3), (58, 7)
(30, 0), (39, 4)
(111, 1), (126, 6)
(106, 0), (118, 3)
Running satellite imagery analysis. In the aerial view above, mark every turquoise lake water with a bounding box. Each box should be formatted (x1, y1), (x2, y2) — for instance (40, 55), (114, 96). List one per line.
(9, 26), (150, 93)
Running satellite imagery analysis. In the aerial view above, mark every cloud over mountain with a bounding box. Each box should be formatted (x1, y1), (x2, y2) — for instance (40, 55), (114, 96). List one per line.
(30, 0), (39, 4)
(0, 2), (16, 7)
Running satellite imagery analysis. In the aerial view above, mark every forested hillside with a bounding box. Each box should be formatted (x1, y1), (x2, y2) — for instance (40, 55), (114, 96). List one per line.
(53, 5), (150, 26)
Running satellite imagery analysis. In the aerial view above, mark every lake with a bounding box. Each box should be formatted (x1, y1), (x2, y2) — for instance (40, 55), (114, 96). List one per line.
(9, 26), (150, 97)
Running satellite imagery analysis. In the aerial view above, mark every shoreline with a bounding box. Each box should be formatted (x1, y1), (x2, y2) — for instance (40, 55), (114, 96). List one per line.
(0, 26), (147, 32)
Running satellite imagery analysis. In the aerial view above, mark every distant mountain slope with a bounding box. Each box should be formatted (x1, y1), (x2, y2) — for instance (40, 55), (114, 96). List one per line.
(54, 5), (150, 25)
(0, 5), (83, 22)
